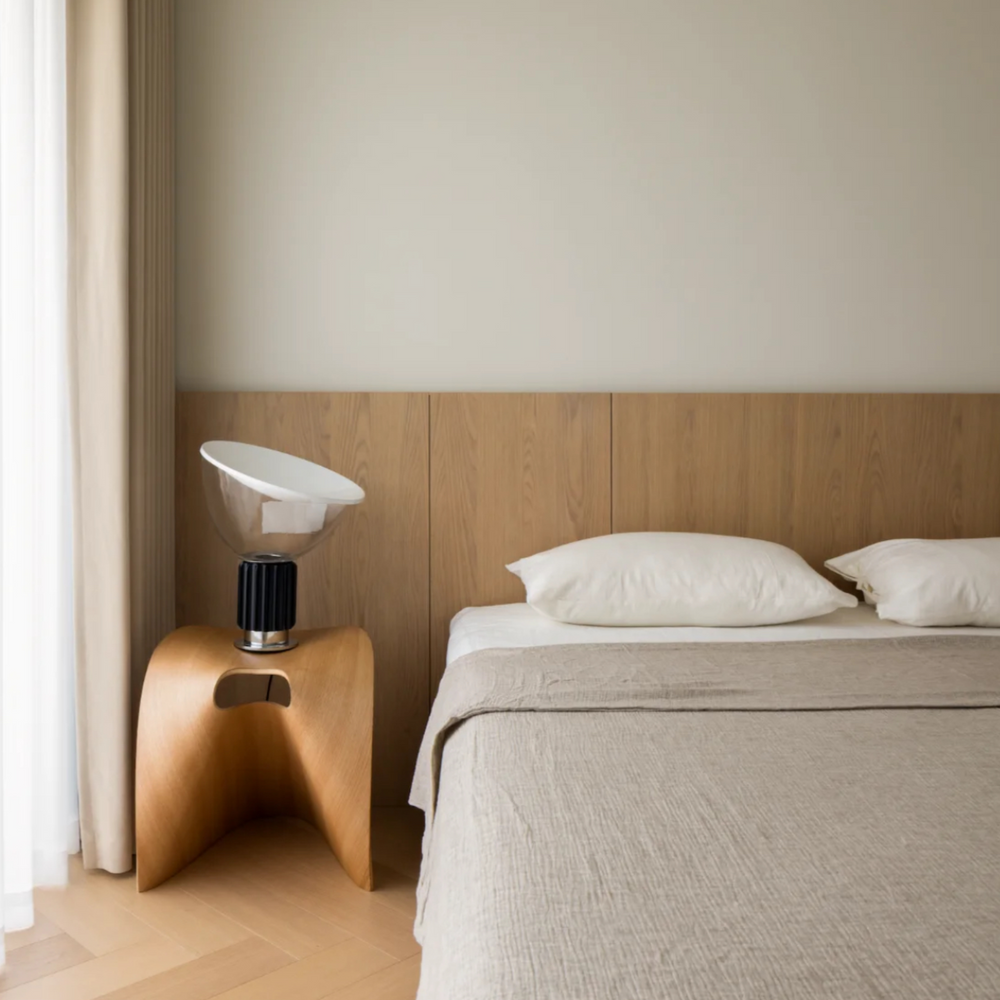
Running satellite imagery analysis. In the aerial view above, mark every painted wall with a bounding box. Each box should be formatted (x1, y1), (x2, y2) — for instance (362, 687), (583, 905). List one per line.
(176, 0), (1000, 391)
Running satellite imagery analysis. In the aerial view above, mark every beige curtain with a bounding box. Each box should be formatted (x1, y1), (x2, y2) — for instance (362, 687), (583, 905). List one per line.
(67, 0), (174, 874)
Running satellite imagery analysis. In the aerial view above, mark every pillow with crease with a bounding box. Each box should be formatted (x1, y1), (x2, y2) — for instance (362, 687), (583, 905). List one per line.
(507, 532), (856, 627)
(826, 538), (1000, 627)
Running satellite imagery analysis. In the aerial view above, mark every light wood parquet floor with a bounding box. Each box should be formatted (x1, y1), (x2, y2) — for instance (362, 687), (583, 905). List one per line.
(0, 808), (424, 1000)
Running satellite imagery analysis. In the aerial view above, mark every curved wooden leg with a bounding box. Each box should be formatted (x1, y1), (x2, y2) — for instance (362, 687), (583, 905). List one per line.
(136, 626), (373, 892)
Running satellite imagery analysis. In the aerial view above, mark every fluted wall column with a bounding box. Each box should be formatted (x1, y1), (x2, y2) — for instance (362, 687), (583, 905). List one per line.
(128, 0), (175, 731)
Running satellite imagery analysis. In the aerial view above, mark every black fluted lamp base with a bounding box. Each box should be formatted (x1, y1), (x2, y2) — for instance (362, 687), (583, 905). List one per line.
(235, 560), (298, 653)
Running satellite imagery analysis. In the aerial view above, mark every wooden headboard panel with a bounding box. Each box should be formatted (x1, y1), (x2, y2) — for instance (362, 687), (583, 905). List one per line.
(176, 391), (1000, 803)
(613, 394), (1000, 574)
(429, 394), (611, 678)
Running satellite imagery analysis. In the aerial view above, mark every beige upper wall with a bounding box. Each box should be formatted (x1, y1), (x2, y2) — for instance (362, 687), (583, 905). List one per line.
(176, 0), (1000, 392)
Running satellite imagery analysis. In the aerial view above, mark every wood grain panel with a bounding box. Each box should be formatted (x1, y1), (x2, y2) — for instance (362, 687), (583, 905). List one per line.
(176, 393), (428, 806)
(430, 394), (611, 689)
(613, 394), (1000, 580)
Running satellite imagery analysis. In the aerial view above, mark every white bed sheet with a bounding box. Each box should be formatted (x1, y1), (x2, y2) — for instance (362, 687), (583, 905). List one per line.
(446, 602), (1000, 664)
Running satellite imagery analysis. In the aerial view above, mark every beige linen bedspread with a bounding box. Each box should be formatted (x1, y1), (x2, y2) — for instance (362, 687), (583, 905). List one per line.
(410, 638), (1000, 1000)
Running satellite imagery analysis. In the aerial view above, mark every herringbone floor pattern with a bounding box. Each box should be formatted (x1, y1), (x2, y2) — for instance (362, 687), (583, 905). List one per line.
(0, 808), (424, 999)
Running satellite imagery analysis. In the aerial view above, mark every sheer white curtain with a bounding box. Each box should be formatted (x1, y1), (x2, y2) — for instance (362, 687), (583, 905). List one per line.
(0, 0), (78, 962)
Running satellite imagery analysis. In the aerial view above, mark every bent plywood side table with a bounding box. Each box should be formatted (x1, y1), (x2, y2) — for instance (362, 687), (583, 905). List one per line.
(136, 625), (373, 892)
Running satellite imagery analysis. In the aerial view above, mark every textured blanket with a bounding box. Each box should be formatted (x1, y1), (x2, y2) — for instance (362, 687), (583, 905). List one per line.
(411, 638), (1000, 1000)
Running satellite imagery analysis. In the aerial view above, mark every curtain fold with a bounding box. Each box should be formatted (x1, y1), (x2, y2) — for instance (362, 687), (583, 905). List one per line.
(0, 0), (77, 955)
(67, 0), (174, 874)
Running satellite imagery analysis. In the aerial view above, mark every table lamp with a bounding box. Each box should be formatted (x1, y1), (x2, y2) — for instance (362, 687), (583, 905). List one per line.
(200, 441), (364, 653)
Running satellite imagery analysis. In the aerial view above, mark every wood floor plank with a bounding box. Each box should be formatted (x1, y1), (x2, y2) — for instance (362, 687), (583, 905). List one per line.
(83, 870), (251, 957)
(218, 818), (339, 871)
(0, 933), (92, 992)
(3, 914), (62, 953)
(321, 954), (421, 1000)
(172, 866), (352, 959)
(94, 937), (291, 1000)
(33, 883), (155, 956)
(231, 847), (419, 959)
(211, 938), (395, 1000)
(205, 821), (420, 960)
(370, 865), (418, 921)
(13, 815), (423, 1000)
(371, 808), (424, 882)
(0, 938), (191, 1000)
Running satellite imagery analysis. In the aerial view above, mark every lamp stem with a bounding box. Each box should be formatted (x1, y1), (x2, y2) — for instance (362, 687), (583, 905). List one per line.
(235, 560), (298, 653)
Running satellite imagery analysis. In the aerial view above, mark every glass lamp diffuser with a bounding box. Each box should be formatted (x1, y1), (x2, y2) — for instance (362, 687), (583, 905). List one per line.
(200, 441), (364, 653)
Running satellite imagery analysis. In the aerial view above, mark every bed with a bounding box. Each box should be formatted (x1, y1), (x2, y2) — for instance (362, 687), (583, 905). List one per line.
(411, 604), (1000, 1000)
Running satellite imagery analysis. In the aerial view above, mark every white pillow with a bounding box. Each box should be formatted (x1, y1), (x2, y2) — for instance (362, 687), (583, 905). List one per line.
(826, 538), (1000, 627)
(507, 532), (857, 627)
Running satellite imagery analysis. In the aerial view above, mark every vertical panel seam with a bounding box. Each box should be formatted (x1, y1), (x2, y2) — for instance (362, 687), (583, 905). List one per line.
(427, 392), (433, 715)
(609, 392), (614, 534)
